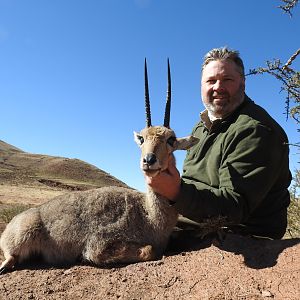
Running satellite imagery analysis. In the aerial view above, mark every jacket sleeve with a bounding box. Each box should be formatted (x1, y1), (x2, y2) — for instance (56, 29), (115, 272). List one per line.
(173, 123), (289, 225)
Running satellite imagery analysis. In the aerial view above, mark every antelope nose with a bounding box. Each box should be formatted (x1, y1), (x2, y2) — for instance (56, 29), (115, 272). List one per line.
(143, 153), (157, 166)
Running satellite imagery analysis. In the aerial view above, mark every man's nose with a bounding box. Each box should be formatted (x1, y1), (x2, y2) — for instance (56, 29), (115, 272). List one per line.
(213, 80), (225, 91)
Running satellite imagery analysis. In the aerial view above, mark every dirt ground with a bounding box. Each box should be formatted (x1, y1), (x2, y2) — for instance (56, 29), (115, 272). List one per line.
(0, 231), (299, 300)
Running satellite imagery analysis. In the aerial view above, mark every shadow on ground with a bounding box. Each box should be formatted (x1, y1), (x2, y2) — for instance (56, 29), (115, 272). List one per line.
(166, 230), (300, 269)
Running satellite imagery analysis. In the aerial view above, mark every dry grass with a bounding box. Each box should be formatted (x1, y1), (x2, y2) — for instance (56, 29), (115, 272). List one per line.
(286, 195), (300, 238)
(0, 202), (31, 224)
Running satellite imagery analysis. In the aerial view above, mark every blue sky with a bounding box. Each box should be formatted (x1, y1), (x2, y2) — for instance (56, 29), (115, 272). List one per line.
(0, 0), (299, 192)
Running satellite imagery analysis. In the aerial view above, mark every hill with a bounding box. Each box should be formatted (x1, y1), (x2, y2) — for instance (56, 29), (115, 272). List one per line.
(0, 140), (128, 206)
(0, 140), (299, 299)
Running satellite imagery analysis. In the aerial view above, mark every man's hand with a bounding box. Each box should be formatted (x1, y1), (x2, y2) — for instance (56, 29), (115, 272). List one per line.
(145, 156), (181, 200)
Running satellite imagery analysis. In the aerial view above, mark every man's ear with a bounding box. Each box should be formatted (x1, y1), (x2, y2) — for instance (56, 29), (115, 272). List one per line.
(175, 136), (199, 150)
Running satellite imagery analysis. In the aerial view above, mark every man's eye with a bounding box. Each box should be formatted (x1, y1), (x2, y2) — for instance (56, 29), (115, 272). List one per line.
(167, 136), (176, 146)
(207, 80), (216, 84)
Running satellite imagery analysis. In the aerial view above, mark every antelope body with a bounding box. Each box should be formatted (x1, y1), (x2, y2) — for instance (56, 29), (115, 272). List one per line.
(0, 60), (199, 274)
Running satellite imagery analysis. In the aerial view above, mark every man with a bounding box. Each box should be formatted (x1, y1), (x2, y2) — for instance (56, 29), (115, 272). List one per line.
(147, 47), (291, 239)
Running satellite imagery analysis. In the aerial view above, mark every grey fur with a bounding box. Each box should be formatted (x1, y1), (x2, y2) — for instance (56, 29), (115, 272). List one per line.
(0, 185), (177, 272)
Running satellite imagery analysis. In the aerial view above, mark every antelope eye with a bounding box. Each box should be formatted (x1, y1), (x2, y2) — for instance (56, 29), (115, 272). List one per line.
(167, 136), (176, 147)
(138, 136), (144, 145)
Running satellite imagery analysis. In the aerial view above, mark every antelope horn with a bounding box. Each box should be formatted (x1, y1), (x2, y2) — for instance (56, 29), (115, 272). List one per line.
(144, 58), (152, 127)
(163, 58), (171, 128)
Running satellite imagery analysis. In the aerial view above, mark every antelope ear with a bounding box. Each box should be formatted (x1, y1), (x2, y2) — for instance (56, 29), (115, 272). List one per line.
(134, 131), (144, 146)
(175, 136), (199, 150)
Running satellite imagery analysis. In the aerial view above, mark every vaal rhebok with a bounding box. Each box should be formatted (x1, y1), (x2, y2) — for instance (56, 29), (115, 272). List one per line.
(0, 59), (199, 274)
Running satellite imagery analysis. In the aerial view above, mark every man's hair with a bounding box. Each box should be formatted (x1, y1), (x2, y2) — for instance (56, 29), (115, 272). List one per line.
(202, 47), (245, 77)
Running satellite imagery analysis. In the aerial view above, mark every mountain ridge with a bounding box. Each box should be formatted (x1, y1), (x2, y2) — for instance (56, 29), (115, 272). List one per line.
(0, 139), (129, 205)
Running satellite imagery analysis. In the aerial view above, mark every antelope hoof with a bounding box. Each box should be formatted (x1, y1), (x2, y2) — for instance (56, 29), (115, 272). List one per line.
(0, 266), (8, 275)
(0, 255), (16, 275)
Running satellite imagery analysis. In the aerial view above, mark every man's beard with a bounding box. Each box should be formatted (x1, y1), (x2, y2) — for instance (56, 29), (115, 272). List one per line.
(204, 84), (245, 119)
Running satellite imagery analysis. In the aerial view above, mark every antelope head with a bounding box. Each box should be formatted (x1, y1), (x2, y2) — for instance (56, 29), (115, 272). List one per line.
(134, 59), (199, 178)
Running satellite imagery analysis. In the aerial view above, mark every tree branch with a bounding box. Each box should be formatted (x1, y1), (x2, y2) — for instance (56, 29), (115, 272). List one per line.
(278, 0), (299, 16)
(248, 50), (300, 123)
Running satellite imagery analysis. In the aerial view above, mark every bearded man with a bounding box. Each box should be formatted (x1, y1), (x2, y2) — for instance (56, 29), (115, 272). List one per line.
(147, 47), (291, 239)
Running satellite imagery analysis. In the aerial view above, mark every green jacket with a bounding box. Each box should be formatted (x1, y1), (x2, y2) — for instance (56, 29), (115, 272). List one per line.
(174, 95), (291, 239)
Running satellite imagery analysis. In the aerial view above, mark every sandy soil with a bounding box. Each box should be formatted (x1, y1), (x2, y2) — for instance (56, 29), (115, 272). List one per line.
(0, 232), (299, 300)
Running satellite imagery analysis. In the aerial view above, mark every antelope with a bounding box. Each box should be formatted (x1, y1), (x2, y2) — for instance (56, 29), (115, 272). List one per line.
(0, 59), (199, 274)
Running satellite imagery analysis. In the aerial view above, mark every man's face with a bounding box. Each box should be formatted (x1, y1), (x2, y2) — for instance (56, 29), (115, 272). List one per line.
(201, 59), (245, 119)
